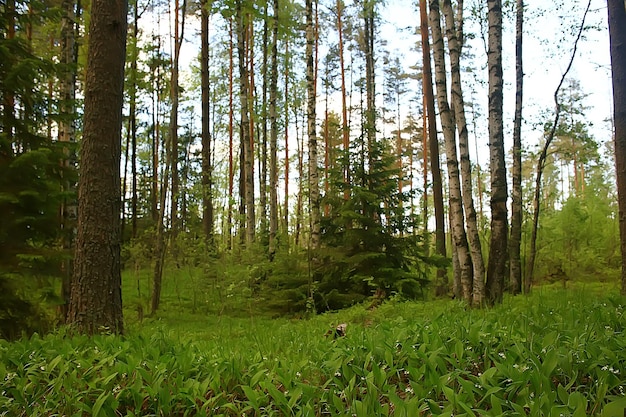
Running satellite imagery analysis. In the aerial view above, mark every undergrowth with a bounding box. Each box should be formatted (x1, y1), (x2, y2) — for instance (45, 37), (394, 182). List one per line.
(1, 287), (626, 416)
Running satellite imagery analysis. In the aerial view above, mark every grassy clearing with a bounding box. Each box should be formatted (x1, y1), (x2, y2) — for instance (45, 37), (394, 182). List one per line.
(1, 285), (626, 416)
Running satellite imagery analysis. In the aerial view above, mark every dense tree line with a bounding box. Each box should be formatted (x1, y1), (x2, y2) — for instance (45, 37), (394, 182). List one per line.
(0, 0), (623, 336)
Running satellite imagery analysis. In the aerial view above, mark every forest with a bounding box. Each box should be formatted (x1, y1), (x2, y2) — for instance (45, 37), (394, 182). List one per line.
(1, 0), (626, 414)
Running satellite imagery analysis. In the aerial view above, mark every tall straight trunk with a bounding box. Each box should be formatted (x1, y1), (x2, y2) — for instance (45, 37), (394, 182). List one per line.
(151, 29), (161, 224)
(58, 0), (78, 322)
(236, 1), (255, 244)
(2, 0), (16, 150)
(429, 0), (473, 301)
(169, 0), (186, 238)
(67, 0), (127, 335)
(337, 0), (350, 198)
(442, 0), (484, 306)
(129, 0), (139, 239)
(269, 0), (279, 259)
(509, 0), (523, 295)
(306, 0), (320, 250)
(485, 0), (508, 305)
(295, 113), (304, 247)
(363, 0), (375, 167)
(247, 19), (257, 244)
(201, 0), (213, 242)
(419, 0), (446, 292)
(608, 0), (626, 296)
(525, 0), (591, 293)
(228, 18), (234, 248)
(260, 7), (269, 243)
(284, 40), (290, 233)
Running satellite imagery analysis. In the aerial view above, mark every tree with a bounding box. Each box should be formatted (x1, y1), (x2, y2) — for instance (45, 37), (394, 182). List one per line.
(201, 0), (214, 243)
(484, 0), (507, 305)
(269, 0), (280, 259)
(509, 0), (523, 295)
(525, 0), (591, 293)
(67, 0), (128, 334)
(429, 0), (473, 301)
(608, 0), (626, 295)
(306, 0), (320, 250)
(441, 0), (485, 305)
(419, 0), (447, 295)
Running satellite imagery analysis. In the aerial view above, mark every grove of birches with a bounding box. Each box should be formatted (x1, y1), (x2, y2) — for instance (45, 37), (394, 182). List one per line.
(1, 0), (626, 338)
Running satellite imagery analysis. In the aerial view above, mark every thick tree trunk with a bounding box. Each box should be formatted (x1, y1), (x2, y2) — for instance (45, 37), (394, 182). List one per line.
(419, 0), (447, 294)
(67, 0), (127, 335)
(442, 0), (485, 306)
(608, 0), (626, 295)
(485, 0), (508, 305)
(429, 0), (473, 301)
(509, 0), (523, 295)
(306, 0), (320, 250)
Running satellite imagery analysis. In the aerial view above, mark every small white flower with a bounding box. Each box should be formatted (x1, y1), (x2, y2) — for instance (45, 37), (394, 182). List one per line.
(405, 386), (414, 394)
(334, 371), (342, 377)
(498, 352), (506, 359)
(296, 372), (302, 378)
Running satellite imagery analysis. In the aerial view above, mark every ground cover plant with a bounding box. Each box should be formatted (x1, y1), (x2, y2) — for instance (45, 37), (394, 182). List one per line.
(1, 285), (625, 416)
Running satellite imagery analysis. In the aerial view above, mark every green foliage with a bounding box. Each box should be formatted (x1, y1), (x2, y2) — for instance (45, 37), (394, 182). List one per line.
(314, 139), (439, 311)
(1, 287), (625, 415)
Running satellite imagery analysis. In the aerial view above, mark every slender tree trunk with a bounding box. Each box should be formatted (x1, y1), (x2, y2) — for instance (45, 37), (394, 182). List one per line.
(525, 0), (591, 293)
(169, 0), (187, 239)
(235, 2), (255, 245)
(284, 40), (290, 234)
(429, 0), (472, 301)
(442, 0), (484, 306)
(337, 0), (350, 199)
(2, 0), (16, 151)
(509, 0), (523, 295)
(67, 0), (127, 335)
(201, 0), (213, 243)
(260, 7), (269, 244)
(228, 18), (234, 248)
(419, 0), (447, 293)
(485, 0), (508, 305)
(246, 18), (257, 244)
(269, 0), (279, 259)
(58, 0), (78, 322)
(306, 0), (320, 250)
(129, 0), (139, 240)
(609, 0), (626, 296)
(363, 0), (375, 169)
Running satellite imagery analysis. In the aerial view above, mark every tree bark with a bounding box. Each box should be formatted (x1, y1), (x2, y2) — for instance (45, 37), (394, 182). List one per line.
(485, 0), (508, 305)
(58, 0), (78, 322)
(336, 0), (350, 199)
(419, 0), (447, 294)
(67, 0), (127, 335)
(306, 0), (320, 250)
(429, 0), (473, 301)
(608, 0), (626, 295)
(269, 0), (279, 259)
(509, 0), (523, 295)
(201, 0), (214, 243)
(442, 0), (485, 306)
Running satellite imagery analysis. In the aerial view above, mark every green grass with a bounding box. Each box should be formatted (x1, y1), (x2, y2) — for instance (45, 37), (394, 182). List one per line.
(1, 285), (626, 416)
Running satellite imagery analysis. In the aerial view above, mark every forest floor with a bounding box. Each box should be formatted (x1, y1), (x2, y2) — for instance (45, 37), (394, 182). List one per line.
(1, 280), (626, 416)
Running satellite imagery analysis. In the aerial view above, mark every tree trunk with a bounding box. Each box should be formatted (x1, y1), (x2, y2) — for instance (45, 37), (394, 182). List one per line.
(608, 0), (626, 296)
(485, 0), (508, 305)
(525, 0), (591, 293)
(419, 0), (447, 294)
(269, 0), (279, 259)
(442, 0), (485, 306)
(337, 0), (350, 199)
(306, 0), (320, 250)
(284, 40), (290, 233)
(169, 0), (186, 240)
(236, 2), (255, 245)
(260, 7), (269, 245)
(509, 0), (523, 295)
(201, 0), (214, 243)
(429, 0), (473, 301)
(363, 0), (375, 170)
(228, 18), (235, 248)
(58, 0), (78, 322)
(67, 0), (127, 335)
